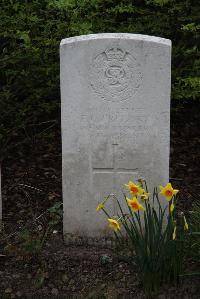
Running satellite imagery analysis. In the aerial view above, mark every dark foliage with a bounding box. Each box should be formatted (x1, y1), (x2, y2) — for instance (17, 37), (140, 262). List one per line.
(0, 0), (199, 159)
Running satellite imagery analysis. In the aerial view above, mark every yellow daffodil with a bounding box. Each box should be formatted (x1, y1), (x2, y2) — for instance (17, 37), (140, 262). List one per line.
(138, 177), (145, 183)
(126, 197), (145, 212)
(183, 216), (189, 230)
(159, 183), (179, 201)
(108, 218), (120, 231)
(172, 225), (177, 240)
(170, 201), (175, 213)
(125, 181), (144, 196)
(140, 191), (150, 201)
(96, 202), (105, 212)
(96, 195), (111, 212)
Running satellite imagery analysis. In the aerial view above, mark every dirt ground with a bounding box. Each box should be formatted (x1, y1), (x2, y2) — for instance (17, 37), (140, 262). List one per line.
(0, 103), (200, 298)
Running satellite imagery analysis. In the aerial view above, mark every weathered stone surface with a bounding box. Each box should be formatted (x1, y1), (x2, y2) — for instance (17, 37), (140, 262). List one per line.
(60, 33), (171, 241)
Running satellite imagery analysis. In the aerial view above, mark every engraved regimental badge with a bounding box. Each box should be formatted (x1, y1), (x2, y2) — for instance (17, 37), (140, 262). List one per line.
(90, 47), (142, 102)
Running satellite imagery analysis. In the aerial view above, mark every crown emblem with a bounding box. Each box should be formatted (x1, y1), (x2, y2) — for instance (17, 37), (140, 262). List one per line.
(105, 47), (126, 61)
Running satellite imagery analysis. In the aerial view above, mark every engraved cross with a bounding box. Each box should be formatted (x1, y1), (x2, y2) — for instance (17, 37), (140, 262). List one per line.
(92, 143), (138, 179)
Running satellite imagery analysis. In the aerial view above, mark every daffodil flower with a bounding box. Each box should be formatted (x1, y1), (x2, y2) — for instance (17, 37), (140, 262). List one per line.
(96, 202), (105, 212)
(125, 181), (144, 196)
(126, 197), (145, 212)
(170, 200), (175, 213)
(140, 191), (150, 201)
(108, 218), (120, 231)
(183, 216), (189, 230)
(159, 183), (179, 201)
(96, 194), (111, 212)
(172, 225), (177, 240)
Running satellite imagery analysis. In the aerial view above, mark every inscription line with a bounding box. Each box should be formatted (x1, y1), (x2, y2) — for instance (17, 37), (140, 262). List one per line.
(93, 168), (138, 173)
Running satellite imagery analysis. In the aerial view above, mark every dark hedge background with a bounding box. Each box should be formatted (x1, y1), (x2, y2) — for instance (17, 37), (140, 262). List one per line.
(0, 0), (199, 160)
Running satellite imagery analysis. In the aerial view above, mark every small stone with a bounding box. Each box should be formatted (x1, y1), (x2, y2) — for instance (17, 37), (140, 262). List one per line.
(13, 274), (20, 279)
(51, 288), (59, 296)
(48, 283), (54, 288)
(68, 279), (75, 285)
(37, 225), (43, 231)
(41, 287), (48, 292)
(44, 272), (49, 278)
(5, 288), (12, 293)
(16, 291), (22, 297)
(62, 274), (69, 282)
(99, 254), (112, 265)
(121, 276), (126, 282)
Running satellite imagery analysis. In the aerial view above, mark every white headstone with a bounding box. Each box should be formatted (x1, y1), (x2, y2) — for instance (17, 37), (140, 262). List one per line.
(60, 33), (171, 243)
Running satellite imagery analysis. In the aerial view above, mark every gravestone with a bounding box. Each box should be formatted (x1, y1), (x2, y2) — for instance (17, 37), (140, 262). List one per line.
(60, 33), (171, 243)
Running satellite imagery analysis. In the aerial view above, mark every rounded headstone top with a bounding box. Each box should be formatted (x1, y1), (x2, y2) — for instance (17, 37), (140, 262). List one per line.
(60, 33), (171, 47)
